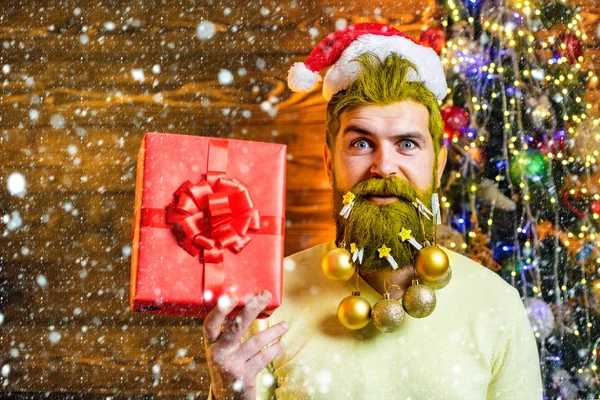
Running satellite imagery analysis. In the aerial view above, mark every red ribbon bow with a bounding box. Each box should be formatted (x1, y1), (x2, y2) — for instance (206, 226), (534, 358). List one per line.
(165, 177), (260, 261)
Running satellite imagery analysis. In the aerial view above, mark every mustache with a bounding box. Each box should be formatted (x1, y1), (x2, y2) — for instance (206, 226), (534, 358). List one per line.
(350, 177), (417, 203)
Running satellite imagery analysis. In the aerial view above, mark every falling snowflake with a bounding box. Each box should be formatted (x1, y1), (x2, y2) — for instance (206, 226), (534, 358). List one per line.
(48, 331), (62, 344)
(36, 274), (48, 289)
(196, 21), (216, 40)
(218, 69), (234, 85)
(49, 114), (66, 129)
(6, 172), (26, 197)
(335, 19), (348, 30)
(131, 69), (145, 82)
(3, 211), (22, 231)
(28, 109), (39, 121)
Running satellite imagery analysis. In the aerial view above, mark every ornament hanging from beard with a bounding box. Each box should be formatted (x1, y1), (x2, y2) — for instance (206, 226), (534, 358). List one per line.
(332, 175), (435, 272)
(326, 174), (451, 332)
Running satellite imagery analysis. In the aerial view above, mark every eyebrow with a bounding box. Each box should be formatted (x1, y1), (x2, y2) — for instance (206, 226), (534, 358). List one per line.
(342, 125), (428, 145)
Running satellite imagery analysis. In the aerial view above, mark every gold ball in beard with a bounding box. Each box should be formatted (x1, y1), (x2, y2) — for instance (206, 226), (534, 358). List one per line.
(321, 248), (355, 281)
(415, 245), (450, 281)
(403, 284), (436, 318)
(337, 294), (372, 330)
(372, 298), (405, 332)
(422, 267), (452, 290)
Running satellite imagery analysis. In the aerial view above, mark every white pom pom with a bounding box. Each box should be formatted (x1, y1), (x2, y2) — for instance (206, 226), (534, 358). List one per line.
(287, 62), (322, 92)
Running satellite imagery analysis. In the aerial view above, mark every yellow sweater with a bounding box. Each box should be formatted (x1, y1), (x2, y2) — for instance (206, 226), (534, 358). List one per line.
(248, 242), (543, 399)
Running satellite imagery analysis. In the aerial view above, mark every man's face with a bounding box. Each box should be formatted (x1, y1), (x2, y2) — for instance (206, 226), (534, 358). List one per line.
(324, 101), (447, 271)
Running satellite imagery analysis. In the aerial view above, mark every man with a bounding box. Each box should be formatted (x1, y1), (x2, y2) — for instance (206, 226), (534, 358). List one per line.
(203, 23), (543, 399)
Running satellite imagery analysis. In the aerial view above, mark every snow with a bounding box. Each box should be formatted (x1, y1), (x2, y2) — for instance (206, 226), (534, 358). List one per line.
(4, 211), (22, 231)
(131, 69), (145, 82)
(48, 331), (62, 344)
(36, 274), (48, 289)
(6, 172), (27, 197)
(29, 109), (39, 121)
(261, 372), (275, 386)
(335, 19), (348, 30)
(218, 69), (234, 85)
(1, 364), (9, 378)
(49, 114), (65, 129)
(2, 65), (10, 74)
(283, 258), (296, 271)
(232, 379), (244, 392)
(196, 21), (216, 40)
(217, 294), (234, 310)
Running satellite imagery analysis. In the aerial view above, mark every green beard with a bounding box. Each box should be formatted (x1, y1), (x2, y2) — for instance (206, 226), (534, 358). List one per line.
(332, 176), (435, 272)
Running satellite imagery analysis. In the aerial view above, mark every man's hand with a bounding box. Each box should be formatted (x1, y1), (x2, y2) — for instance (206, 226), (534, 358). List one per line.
(203, 291), (288, 400)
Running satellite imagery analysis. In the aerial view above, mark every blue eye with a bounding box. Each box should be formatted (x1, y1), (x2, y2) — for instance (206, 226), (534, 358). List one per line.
(353, 139), (369, 149)
(400, 140), (415, 149)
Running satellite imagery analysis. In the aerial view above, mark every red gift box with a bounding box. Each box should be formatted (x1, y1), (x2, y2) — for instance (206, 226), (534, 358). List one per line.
(130, 132), (286, 319)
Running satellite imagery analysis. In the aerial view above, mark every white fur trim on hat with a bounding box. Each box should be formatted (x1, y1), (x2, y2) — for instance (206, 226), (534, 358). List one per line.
(287, 62), (323, 92)
(322, 34), (448, 101)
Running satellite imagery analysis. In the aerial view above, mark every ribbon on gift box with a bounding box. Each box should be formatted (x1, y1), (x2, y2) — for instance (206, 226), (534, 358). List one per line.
(139, 138), (283, 299)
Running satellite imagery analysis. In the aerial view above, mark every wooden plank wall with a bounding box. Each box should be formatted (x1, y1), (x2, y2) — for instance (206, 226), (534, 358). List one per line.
(0, 0), (599, 396)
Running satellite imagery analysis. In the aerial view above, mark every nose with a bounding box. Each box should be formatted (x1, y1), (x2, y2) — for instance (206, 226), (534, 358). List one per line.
(370, 143), (398, 178)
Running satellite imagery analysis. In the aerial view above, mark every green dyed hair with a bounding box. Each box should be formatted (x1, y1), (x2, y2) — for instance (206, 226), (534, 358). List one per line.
(325, 53), (444, 154)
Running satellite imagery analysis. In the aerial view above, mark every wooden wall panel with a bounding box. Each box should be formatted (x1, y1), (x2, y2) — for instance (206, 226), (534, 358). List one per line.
(1, 0), (600, 396)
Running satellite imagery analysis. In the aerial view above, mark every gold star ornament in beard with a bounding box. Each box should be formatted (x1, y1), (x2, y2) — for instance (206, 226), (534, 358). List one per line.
(333, 176), (434, 272)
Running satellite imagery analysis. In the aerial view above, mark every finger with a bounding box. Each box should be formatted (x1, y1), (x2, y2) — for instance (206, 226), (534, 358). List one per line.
(220, 290), (272, 344)
(203, 294), (238, 345)
(245, 342), (285, 377)
(238, 321), (289, 362)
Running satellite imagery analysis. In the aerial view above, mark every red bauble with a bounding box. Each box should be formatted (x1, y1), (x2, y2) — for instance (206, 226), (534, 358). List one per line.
(554, 34), (584, 64)
(441, 105), (469, 137)
(420, 27), (446, 55)
(590, 199), (600, 215)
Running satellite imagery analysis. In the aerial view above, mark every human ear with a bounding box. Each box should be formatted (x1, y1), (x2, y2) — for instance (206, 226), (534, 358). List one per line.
(436, 145), (448, 188)
(323, 144), (333, 189)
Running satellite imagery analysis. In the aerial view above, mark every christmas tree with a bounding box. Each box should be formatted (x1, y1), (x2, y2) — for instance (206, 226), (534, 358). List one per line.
(422, 0), (600, 397)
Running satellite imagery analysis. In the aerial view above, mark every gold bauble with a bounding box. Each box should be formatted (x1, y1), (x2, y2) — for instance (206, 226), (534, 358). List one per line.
(322, 248), (355, 281)
(337, 294), (371, 330)
(372, 298), (405, 333)
(403, 284), (436, 318)
(415, 245), (449, 281)
(422, 267), (452, 290)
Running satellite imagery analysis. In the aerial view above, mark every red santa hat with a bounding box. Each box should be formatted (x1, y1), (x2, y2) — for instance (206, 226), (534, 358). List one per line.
(287, 22), (447, 101)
